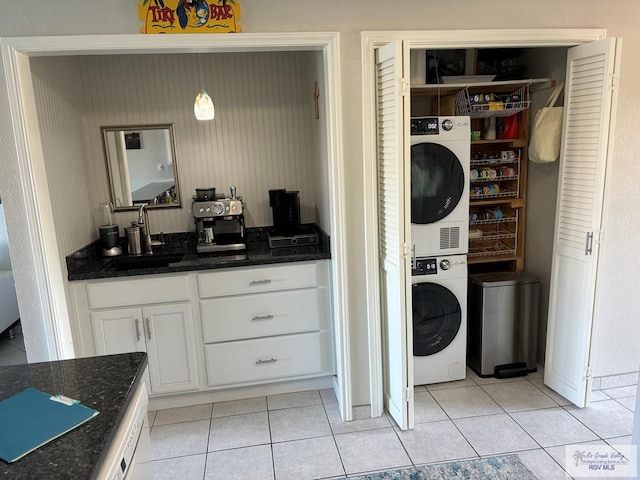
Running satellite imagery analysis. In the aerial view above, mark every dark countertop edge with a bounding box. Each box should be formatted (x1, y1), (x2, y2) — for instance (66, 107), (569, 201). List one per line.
(66, 224), (331, 282)
(0, 353), (148, 479)
(90, 353), (148, 479)
(67, 251), (331, 281)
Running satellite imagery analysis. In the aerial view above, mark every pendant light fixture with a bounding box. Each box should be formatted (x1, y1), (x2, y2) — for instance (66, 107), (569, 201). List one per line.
(194, 54), (215, 121)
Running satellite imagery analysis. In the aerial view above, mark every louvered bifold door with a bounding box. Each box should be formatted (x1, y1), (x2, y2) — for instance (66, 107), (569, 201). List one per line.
(375, 41), (413, 430)
(544, 38), (621, 407)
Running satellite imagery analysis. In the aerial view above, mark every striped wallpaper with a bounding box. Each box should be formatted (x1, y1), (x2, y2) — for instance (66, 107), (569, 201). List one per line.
(30, 50), (328, 256)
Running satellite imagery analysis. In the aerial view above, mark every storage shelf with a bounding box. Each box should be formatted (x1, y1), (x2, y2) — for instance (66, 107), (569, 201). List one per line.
(456, 85), (530, 119)
(470, 216), (517, 226)
(470, 232), (516, 242)
(468, 254), (519, 265)
(471, 139), (524, 145)
(470, 198), (523, 207)
(470, 190), (518, 200)
(410, 78), (550, 94)
(468, 242), (517, 258)
(470, 156), (520, 167)
(471, 175), (519, 183)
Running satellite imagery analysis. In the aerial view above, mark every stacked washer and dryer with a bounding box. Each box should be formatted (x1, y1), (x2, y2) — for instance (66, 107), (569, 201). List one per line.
(410, 116), (470, 385)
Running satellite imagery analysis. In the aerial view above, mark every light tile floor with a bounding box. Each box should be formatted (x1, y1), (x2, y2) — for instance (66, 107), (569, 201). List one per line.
(148, 367), (637, 480)
(0, 324), (27, 367)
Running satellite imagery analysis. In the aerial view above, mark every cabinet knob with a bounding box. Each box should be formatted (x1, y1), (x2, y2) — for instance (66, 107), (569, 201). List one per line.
(134, 318), (141, 342)
(249, 279), (272, 286)
(252, 314), (274, 321)
(145, 318), (152, 340)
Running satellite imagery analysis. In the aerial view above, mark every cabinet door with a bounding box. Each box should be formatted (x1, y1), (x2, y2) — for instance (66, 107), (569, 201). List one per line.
(91, 308), (146, 355)
(142, 303), (199, 394)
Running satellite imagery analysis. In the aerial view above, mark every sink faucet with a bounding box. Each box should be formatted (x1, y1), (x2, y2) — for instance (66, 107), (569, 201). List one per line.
(138, 204), (153, 255)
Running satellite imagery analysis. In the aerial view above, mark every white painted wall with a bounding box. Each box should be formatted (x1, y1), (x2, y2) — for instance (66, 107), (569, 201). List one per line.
(521, 47), (568, 364)
(1, 0), (640, 404)
(0, 204), (11, 270)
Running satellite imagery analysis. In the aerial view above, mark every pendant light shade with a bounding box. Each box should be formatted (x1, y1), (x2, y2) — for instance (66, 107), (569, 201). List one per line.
(194, 90), (215, 121)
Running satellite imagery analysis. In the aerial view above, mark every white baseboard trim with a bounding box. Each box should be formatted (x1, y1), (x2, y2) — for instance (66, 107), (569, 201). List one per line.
(148, 375), (334, 411)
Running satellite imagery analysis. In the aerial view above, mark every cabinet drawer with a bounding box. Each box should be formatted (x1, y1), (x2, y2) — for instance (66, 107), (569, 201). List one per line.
(205, 333), (322, 386)
(201, 289), (319, 343)
(198, 263), (318, 298)
(87, 275), (190, 309)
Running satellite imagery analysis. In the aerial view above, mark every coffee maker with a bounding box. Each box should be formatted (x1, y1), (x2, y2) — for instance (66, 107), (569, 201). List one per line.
(193, 186), (246, 253)
(267, 189), (318, 249)
(269, 189), (301, 231)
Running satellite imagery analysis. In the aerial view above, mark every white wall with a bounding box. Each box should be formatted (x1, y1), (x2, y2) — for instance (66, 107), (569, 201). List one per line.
(2, 0), (640, 403)
(0, 204), (11, 270)
(521, 47), (568, 364)
(30, 57), (94, 262)
(126, 129), (174, 192)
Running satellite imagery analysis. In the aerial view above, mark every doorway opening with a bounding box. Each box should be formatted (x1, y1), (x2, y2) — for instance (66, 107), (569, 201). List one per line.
(362, 29), (611, 422)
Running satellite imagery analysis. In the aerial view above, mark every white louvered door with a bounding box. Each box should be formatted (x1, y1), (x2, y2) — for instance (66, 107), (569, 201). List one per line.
(545, 38), (621, 407)
(375, 41), (413, 429)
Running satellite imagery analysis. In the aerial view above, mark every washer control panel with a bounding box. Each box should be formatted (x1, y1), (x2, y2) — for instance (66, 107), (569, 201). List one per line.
(413, 258), (438, 276)
(412, 256), (467, 277)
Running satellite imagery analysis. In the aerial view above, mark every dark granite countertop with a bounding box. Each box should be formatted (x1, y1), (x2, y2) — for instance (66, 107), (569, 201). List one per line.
(66, 225), (331, 281)
(0, 352), (148, 480)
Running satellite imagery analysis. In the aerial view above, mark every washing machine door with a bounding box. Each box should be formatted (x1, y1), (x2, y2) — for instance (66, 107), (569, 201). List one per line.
(412, 282), (462, 356)
(411, 142), (465, 224)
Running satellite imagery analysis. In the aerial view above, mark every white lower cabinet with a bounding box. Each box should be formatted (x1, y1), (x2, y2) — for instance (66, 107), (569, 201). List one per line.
(199, 261), (334, 387)
(79, 261), (333, 397)
(92, 302), (199, 395)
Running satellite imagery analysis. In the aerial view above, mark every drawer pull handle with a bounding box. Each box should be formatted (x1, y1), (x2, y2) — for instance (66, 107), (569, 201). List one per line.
(255, 358), (277, 365)
(134, 319), (141, 342)
(252, 314), (274, 321)
(249, 279), (271, 286)
(145, 318), (152, 340)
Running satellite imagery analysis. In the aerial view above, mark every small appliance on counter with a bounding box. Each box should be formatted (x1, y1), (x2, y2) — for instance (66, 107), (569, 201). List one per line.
(97, 202), (122, 257)
(267, 189), (319, 250)
(193, 186), (246, 253)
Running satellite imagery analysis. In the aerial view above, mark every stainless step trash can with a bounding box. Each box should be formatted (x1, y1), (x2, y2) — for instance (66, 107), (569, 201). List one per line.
(467, 271), (539, 378)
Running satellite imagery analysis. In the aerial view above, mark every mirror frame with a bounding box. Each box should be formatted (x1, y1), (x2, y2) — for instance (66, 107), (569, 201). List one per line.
(101, 123), (181, 211)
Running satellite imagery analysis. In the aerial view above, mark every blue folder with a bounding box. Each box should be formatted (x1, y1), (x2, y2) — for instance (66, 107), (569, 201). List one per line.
(0, 387), (99, 463)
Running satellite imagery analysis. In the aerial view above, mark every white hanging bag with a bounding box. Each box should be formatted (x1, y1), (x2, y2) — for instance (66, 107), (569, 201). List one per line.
(529, 82), (565, 163)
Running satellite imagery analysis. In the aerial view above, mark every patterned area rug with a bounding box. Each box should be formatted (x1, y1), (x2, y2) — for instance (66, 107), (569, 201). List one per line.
(349, 454), (539, 479)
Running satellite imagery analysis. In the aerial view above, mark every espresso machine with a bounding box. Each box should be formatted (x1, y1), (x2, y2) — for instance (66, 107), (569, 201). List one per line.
(193, 186), (246, 253)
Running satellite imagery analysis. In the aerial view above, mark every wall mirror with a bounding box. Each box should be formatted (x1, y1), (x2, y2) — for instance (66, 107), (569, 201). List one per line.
(101, 124), (181, 211)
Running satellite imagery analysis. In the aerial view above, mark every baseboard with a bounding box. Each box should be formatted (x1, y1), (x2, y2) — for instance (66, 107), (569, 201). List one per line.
(148, 375), (334, 411)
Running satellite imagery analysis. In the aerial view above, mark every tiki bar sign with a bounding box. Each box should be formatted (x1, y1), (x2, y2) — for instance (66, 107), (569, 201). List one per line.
(139, 0), (242, 34)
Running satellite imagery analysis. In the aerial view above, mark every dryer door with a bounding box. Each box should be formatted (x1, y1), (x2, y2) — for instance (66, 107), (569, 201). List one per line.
(412, 282), (461, 356)
(411, 142), (465, 224)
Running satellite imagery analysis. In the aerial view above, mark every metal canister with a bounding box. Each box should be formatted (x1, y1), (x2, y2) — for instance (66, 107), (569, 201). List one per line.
(125, 223), (143, 255)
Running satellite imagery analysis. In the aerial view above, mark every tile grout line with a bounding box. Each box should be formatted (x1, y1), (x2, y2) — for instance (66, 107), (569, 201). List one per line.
(319, 393), (348, 479)
(202, 403), (213, 480)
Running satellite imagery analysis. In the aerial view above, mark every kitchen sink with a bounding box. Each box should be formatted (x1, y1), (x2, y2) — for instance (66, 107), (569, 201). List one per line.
(107, 253), (184, 271)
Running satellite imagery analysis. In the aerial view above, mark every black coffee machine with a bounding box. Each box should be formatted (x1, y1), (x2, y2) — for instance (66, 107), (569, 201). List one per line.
(268, 189), (318, 249)
(269, 189), (301, 231)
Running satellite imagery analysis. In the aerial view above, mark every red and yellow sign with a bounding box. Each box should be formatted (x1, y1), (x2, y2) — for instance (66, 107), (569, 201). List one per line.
(138, 0), (242, 34)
